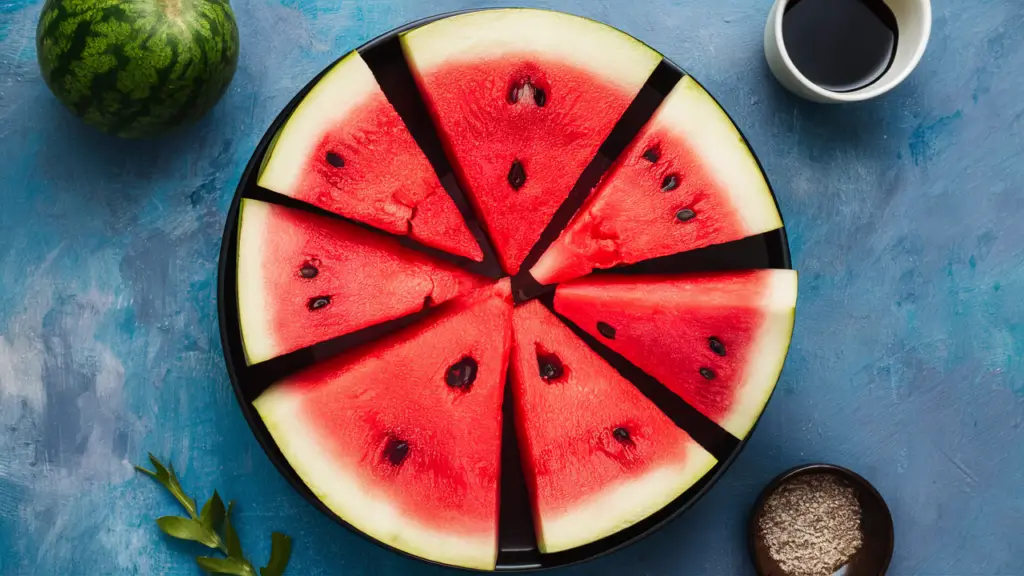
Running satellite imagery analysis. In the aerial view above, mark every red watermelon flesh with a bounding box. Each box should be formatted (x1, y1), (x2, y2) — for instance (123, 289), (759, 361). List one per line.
(258, 51), (483, 262)
(510, 301), (716, 553)
(554, 270), (798, 439)
(530, 77), (784, 285)
(401, 9), (662, 275)
(253, 281), (513, 570)
(236, 199), (488, 365)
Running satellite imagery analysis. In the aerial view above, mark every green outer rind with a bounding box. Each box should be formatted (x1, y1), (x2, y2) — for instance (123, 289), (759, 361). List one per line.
(36, 0), (239, 138)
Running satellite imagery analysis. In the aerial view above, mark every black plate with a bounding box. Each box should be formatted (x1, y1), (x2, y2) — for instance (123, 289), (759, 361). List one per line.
(217, 9), (792, 573)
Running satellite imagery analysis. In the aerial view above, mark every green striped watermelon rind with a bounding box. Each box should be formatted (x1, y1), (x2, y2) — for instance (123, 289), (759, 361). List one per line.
(36, 0), (239, 138)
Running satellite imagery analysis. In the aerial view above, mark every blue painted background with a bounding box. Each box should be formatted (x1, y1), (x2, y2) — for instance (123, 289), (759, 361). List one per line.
(1, 0), (1022, 574)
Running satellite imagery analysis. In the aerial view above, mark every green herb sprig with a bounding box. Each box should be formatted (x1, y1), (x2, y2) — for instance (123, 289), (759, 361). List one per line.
(136, 453), (292, 576)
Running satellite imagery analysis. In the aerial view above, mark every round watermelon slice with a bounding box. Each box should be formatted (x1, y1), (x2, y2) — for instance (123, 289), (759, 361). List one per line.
(222, 9), (797, 571)
(236, 199), (487, 365)
(553, 270), (798, 439)
(510, 301), (717, 553)
(530, 77), (785, 285)
(253, 282), (512, 570)
(401, 9), (662, 275)
(257, 51), (484, 262)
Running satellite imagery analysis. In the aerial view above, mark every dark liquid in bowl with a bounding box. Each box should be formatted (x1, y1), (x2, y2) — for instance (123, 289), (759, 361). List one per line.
(783, 0), (899, 93)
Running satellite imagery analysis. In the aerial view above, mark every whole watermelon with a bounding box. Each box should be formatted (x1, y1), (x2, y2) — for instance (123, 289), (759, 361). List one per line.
(36, 0), (239, 138)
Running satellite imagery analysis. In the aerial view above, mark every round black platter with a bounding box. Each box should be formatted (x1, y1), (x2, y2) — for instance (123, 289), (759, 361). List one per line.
(217, 8), (793, 573)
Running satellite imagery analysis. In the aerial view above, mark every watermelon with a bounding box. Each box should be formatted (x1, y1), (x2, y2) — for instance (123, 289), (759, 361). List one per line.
(36, 0), (239, 139)
(226, 10), (801, 568)
(254, 282), (512, 570)
(530, 77), (784, 285)
(553, 270), (798, 439)
(510, 300), (717, 553)
(257, 51), (484, 262)
(401, 9), (662, 275)
(236, 199), (487, 365)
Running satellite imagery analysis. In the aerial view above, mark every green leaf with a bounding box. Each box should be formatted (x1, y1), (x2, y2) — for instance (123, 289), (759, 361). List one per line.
(200, 491), (226, 532)
(260, 532), (291, 576)
(138, 452), (291, 576)
(197, 556), (255, 576)
(156, 516), (218, 548)
(166, 461), (199, 518)
(135, 453), (198, 519)
(223, 502), (244, 560)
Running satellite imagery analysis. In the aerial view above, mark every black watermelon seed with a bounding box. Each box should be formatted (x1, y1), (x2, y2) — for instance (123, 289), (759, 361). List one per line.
(642, 148), (660, 163)
(382, 438), (410, 466)
(298, 261), (319, 279)
(446, 356), (478, 390)
(699, 367), (716, 380)
(507, 84), (521, 104)
(676, 208), (696, 222)
(537, 352), (564, 381)
(709, 337), (726, 357)
(597, 322), (616, 340)
(508, 160), (526, 190)
(325, 152), (345, 168)
(661, 174), (680, 192)
(533, 86), (546, 107)
(613, 427), (633, 445)
(307, 295), (331, 311)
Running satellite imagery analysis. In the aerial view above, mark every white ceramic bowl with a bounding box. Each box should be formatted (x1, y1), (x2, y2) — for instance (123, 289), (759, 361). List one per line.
(764, 0), (931, 103)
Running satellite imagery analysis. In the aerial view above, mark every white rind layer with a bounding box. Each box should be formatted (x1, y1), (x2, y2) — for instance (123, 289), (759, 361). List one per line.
(538, 443), (717, 553)
(258, 52), (379, 195)
(236, 199), (277, 365)
(722, 269), (798, 438)
(653, 76), (784, 236)
(401, 8), (662, 93)
(254, 385), (499, 570)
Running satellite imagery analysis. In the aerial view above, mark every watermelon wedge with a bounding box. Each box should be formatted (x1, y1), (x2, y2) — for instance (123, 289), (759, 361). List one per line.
(401, 9), (662, 275)
(254, 282), (513, 570)
(553, 270), (798, 439)
(530, 77), (784, 285)
(257, 51), (484, 262)
(236, 199), (487, 365)
(510, 301), (717, 553)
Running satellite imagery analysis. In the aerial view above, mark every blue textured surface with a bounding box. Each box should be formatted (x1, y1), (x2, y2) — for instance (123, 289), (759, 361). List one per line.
(1, 1), (1022, 574)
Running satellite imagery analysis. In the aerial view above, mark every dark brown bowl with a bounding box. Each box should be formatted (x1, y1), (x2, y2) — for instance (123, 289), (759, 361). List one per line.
(749, 464), (894, 576)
